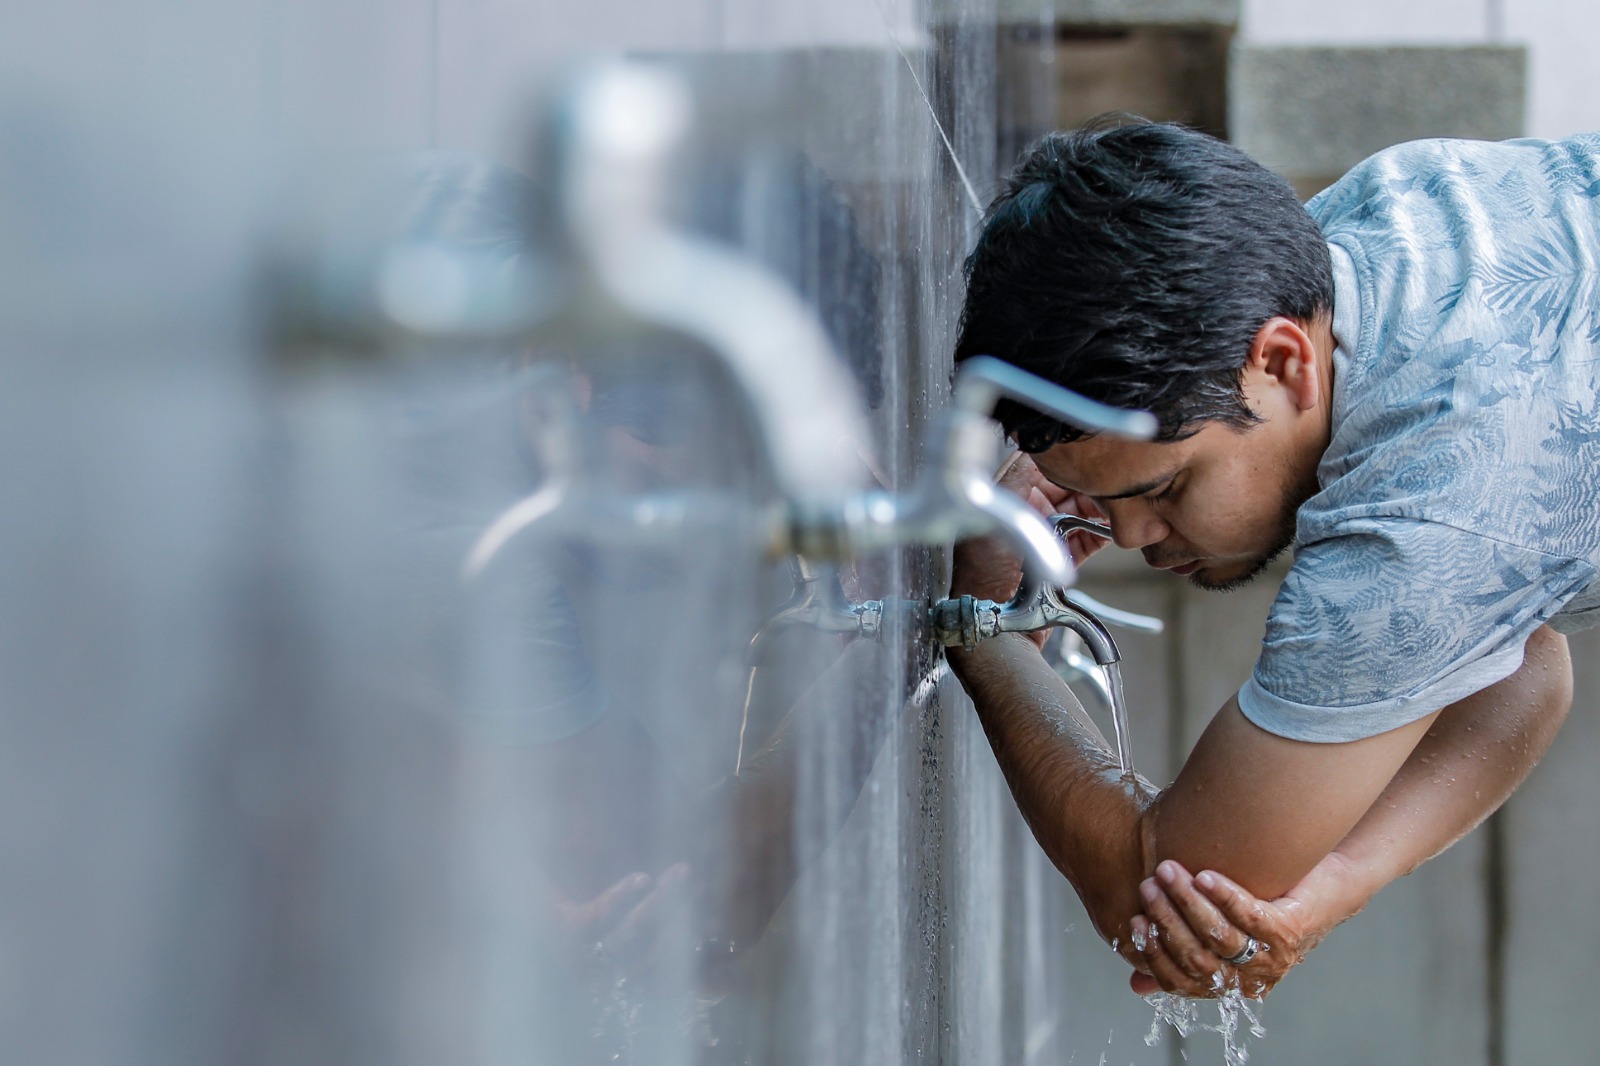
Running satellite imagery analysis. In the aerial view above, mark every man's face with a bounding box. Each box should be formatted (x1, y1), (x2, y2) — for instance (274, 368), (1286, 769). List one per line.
(1030, 419), (1321, 591)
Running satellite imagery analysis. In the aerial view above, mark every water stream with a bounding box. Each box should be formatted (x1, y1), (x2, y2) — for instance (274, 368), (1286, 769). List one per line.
(1103, 661), (1137, 782)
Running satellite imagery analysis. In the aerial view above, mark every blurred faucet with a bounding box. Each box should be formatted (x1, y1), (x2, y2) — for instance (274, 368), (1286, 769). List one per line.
(544, 62), (867, 508)
(489, 58), (1160, 607)
(273, 58), (1163, 641)
(543, 62), (1158, 575)
(745, 557), (917, 664)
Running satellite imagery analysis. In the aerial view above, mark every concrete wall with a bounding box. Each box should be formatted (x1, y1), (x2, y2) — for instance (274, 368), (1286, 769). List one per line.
(1241, 0), (1600, 139)
(1230, 44), (1526, 194)
(0, 3), (1198, 1064)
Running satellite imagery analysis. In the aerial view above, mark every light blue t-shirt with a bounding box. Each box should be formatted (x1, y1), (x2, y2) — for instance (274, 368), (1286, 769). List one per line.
(1239, 135), (1600, 743)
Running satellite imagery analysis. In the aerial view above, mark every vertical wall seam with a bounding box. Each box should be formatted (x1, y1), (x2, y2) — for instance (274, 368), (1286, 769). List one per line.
(1485, 811), (1508, 1066)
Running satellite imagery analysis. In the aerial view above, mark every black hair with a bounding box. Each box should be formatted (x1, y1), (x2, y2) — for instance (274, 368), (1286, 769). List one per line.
(953, 120), (1333, 450)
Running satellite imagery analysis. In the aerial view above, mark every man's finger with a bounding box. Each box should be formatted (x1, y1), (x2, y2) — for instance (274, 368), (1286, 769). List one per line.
(1157, 861), (1253, 962)
(601, 862), (690, 959)
(998, 450), (1076, 511)
(1195, 869), (1283, 939)
(1139, 876), (1223, 981)
(994, 447), (1029, 482)
(1136, 917), (1213, 997)
(1130, 970), (1161, 996)
(1065, 529), (1108, 567)
(1056, 488), (1102, 515)
(568, 872), (654, 935)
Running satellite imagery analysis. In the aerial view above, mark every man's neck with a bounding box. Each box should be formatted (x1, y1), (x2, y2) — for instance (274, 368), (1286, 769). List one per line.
(1309, 312), (1338, 447)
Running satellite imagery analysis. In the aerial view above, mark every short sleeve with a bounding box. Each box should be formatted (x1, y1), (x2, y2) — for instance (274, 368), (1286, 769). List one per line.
(1240, 517), (1593, 743)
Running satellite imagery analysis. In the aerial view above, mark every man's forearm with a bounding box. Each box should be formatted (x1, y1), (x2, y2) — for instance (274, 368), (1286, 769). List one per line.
(948, 632), (1156, 942)
(1322, 625), (1573, 915)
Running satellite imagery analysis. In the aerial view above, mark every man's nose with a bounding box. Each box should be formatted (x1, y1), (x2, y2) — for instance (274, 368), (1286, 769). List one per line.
(1105, 502), (1167, 551)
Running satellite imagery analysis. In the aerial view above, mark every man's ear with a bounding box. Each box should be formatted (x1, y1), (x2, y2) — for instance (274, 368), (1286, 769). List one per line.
(1246, 316), (1321, 413)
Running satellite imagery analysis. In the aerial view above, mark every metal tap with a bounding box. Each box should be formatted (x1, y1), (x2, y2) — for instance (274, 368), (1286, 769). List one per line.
(801, 359), (1155, 554)
(272, 58), (1161, 633)
(467, 63), (1157, 579)
(1044, 591), (1166, 714)
(745, 558), (923, 664)
(924, 512), (1163, 653)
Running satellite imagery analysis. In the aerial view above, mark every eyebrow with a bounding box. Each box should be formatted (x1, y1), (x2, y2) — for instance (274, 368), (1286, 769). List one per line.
(1093, 471), (1180, 501)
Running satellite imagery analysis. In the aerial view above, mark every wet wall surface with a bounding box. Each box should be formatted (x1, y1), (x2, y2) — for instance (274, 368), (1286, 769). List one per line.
(0, 3), (1166, 1063)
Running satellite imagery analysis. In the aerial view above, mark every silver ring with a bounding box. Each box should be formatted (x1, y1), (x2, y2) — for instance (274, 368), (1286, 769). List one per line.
(1224, 936), (1260, 966)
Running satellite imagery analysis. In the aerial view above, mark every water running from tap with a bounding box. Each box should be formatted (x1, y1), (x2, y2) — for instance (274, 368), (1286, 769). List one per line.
(1103, 661), (1136, 782)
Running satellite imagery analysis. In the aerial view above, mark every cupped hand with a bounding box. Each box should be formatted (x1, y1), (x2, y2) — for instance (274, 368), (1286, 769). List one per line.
(549, 862), (697, 983)
(1127, 857), (1361, 1000)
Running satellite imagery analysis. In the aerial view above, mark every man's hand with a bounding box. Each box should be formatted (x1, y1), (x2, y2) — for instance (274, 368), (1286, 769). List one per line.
(551, 863), (692, 973)
(1123, 624), (1574, 1000)
(950, 450), (1108, 604)
(1127, 855), (1364, 999)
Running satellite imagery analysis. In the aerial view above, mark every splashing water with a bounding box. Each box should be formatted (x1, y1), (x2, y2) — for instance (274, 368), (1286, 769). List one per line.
(1103, 662), (1136, 782)
(1143, 976), (1267, 1066)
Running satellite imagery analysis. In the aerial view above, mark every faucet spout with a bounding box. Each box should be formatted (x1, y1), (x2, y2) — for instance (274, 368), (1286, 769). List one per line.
(550, 62), (869, 509)
(1047, 595), (1121, 666)
(968, 475), (1073, 594)
(910, 360), (1153, 611)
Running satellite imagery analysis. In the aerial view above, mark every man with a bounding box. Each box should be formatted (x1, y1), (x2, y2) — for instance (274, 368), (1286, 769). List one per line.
(947, 121), (1594, 998)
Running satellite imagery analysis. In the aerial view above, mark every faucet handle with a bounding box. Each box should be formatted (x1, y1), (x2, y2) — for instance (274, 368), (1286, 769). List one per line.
(954, 357), (1158, 440)
(1062, 590), (1164, 635)
(1051, 513), (1112, 541)
(1044, 515), (1164, 634)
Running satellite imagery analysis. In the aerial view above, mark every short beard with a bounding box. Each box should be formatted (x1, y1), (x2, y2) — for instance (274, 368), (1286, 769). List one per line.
(1187, 537), (1291, 592)
(1187, 473), (1314, 593)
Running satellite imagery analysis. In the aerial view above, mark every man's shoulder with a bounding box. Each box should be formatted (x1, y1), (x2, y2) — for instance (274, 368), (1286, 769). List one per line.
(1309, 134), (1600, 232)
(1313, 133), (1600, 393)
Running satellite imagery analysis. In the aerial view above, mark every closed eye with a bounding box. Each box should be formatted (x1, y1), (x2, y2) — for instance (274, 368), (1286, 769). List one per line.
(1149, 478), (1181, 503)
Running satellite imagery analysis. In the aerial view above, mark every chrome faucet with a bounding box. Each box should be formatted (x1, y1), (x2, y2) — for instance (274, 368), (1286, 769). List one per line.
(461, 62), (1156, 579)
(272, 57), (1164, 651)
(922, 511), (1160, 653)
(781, 357), (1156, 570)
(519, 60), (1159, 596)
